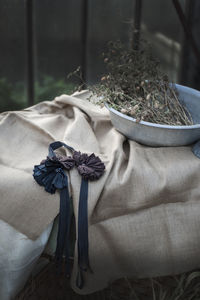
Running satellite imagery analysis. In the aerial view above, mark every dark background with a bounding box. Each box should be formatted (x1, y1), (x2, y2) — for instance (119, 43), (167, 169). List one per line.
(0, 0), (199, 112)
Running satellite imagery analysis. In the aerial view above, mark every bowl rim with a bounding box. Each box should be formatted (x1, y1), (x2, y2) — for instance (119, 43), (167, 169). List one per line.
(105, 83), (200, 130)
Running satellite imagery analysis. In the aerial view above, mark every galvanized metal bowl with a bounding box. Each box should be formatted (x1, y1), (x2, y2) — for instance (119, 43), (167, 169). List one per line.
(105, 84), (200, 147)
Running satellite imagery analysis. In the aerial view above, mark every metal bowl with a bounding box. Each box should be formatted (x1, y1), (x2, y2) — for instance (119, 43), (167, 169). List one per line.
(105, 84), (200, 147)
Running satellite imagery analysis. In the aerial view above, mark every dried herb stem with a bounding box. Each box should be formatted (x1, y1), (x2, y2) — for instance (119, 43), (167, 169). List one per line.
(92, 40), (193, 126)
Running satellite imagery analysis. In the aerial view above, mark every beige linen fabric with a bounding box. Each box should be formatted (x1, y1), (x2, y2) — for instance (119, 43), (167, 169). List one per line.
(1, 90), (200, 294)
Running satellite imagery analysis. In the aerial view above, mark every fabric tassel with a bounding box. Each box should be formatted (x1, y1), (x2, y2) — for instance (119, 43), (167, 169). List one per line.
(76, 267), (84, 289)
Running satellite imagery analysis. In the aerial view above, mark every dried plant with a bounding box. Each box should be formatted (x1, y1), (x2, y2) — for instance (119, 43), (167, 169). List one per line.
(89, 40), (193, 126)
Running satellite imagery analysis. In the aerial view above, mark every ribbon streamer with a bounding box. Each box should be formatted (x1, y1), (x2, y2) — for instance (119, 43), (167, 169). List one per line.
(76, 178), (91, 289)
(55, 187), (71, 275)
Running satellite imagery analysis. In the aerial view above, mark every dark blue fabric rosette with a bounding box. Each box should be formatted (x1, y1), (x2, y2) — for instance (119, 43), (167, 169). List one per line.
(33, 141), (105, 289)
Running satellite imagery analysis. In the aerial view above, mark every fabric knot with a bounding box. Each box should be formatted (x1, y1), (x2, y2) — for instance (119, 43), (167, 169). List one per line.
(77, 153), (105, 181)
(73, 151), (88, 166)
(33, 164), (68, 194)
(33, 154), (73, 194)
(48, 154), (75, 170)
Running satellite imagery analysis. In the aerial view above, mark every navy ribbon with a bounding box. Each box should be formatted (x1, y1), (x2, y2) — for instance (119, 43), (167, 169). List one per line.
(55, 187), (71, 275)
(33, 141), (105, 289)
(76, 179), (91, 289)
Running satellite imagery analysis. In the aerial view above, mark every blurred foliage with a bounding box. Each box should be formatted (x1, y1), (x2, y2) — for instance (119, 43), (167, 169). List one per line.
(0, 78), (26, 112)
(34, 76), (75, 103)
(0, 76), (75, 113)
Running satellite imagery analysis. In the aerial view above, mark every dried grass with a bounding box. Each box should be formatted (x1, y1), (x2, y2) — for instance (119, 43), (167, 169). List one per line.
(89, 40), (193, 126)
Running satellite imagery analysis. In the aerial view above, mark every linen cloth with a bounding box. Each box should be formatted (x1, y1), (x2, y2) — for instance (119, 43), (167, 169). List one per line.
(0, 219), (53, 300)
(1, 91), (200, 296)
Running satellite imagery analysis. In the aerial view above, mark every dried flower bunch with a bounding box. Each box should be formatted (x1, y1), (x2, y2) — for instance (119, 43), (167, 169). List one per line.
(91, 40), (193, 126)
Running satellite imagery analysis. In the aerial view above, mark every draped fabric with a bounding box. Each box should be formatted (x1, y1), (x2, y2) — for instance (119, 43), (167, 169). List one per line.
(0, 219), (53, 300)
(1, 91), (200, 295)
